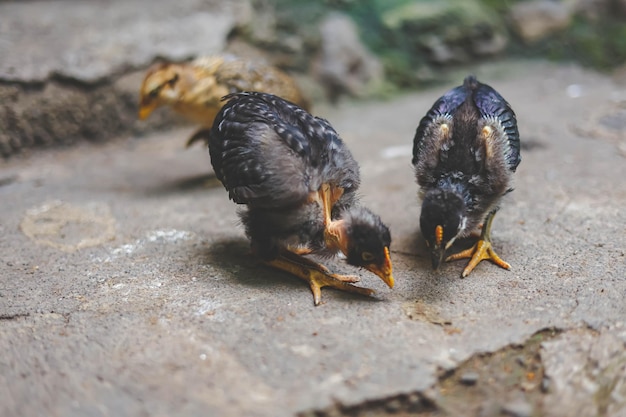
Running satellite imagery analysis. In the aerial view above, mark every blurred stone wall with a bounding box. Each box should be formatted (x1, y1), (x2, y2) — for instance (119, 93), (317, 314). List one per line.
(1, 0), (625, 158)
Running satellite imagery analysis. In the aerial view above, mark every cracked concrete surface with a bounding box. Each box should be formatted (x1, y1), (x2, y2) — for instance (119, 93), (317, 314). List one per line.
(542, 327), (626, 417)
(1, 61), (625, 416)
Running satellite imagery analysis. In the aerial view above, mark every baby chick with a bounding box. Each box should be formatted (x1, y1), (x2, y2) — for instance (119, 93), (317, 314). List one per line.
(138, 55), (309, 146)
(413, 76), (521, 277)
(209, 92), (394, 305)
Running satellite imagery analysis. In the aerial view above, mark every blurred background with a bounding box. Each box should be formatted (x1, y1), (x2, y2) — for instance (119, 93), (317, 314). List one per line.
(1, 0), (625, 158)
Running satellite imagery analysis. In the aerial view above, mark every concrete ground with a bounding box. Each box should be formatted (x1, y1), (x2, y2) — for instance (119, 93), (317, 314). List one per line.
(1, 60), (625, 416)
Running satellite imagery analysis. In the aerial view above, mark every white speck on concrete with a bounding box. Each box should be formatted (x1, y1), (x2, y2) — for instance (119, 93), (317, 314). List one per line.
(320, 373), (344, 388)
(146, 229), (194, 243)
(430, 350), (457, 370)
(111, 243), (137, 256)
(94, 229), (195, 262)
(290, 344), (316, 358)
(501, 398), (533, 417)
(320, 316), (347, 325)
(195, 299), (221, 316)
(194, 299), (229, 322)
(566, 84), (583, 98)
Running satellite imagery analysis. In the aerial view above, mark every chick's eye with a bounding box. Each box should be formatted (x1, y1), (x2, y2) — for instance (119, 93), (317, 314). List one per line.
(361, 252), (374, 262)
(168, 74), (179, 86)
(149, 88), (160, 98)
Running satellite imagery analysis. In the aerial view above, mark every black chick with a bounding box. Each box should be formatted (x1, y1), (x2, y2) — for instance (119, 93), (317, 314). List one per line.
(209, 92), (394, 305)
(412, 76), (521, 277)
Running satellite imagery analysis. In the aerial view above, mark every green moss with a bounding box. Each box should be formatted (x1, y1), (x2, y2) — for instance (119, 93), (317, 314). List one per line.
(262, 0), (626, 91)
(381, 0), (501, 31)
(477, 0), (525, 14)
(521, 15), (626, 71)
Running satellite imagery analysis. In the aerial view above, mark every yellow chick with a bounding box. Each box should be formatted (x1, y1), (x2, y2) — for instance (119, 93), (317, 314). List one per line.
(138, 55), (310, 147)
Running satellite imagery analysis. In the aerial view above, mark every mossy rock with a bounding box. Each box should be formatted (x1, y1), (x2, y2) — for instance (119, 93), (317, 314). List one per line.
(380, 0), (507, 55)
(381, 0), (500, 31)
(348, 0), (508, 87)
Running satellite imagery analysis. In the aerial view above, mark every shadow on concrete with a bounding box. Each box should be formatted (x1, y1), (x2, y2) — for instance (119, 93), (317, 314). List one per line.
(191, 237), (384, 304)
(392, 228), (474, 304)
(519, 136), (547, 151)
(139, 172), (222, 197)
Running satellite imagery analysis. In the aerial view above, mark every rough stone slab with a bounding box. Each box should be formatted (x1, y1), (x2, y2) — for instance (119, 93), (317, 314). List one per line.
(541, 327), (626, 417)
(0, 0), (240, 83)
(0, 61), (625, 416)
(509, 0), (573, 43)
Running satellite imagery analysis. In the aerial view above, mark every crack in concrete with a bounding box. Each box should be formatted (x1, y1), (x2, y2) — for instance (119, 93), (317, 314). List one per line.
(299, 328), (563, 417)
(0, 312), (30, 321)
(301, 325), (626, 416)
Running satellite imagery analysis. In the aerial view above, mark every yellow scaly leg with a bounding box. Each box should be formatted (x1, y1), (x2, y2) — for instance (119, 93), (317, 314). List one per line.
(262, 251), (373, 306)
(446, 211), (511, 278)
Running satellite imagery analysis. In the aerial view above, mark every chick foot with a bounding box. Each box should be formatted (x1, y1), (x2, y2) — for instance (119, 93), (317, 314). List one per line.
(263, 254), (372, 306)
(446, 238), (510, 278)
(445, 210), (510, 278)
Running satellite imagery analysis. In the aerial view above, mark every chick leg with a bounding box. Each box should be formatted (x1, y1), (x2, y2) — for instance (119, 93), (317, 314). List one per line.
(262, 250), (373, 306)
(281, 250), (360, 283)
(185, 128), (212, 148)
(446, 211), (511, 278)
(319, 183), (347, 253)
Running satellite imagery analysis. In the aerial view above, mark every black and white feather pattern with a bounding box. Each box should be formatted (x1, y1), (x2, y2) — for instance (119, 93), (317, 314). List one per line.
(413, 75), (521, 174)
(210, 92), (360, 210)
(208, 92), (391, 263)
(412, 76), (521, 237)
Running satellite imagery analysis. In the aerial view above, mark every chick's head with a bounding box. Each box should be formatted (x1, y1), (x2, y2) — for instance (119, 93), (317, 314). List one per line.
(420, 189), (467, 270)
(138, 63), (186, 120)
(341, 206), (394, 289)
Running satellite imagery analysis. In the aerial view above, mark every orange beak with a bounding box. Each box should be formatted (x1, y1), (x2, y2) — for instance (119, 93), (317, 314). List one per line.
(138, 102), (157, 121)
(365, 247), (394, 288)
(435, 225), (443, 246)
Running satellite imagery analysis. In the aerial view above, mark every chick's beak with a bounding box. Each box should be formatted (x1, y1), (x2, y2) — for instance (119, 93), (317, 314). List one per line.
(365, 247), (394, 288)
(430, 245), (445, 270)
(138, 102), (157, 120)
(429, 224), (446, 270)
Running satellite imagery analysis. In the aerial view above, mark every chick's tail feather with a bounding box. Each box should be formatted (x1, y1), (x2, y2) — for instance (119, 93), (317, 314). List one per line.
(464, 75), (479, 90)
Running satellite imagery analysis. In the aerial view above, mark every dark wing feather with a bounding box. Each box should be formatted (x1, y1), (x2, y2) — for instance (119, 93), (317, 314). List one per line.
(472, 81), (521, 172)
(209, 92), (359, 208)
(412, 85), (469, 166)
(210, 93), (310, 207)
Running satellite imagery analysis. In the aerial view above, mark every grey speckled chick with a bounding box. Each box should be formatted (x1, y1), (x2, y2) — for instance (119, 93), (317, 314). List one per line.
(413, 76), (521, 277)
(209, 92), (394, 305)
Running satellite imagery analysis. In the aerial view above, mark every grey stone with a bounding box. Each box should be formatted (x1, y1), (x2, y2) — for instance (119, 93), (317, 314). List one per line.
(541, 327), (626, 417)
(501, 398), (533, 417)
(314, 12), (384, 100)
(0, 0), (238, 83)
(460, 371), (480, 385)
(509, 1), (574, 44)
